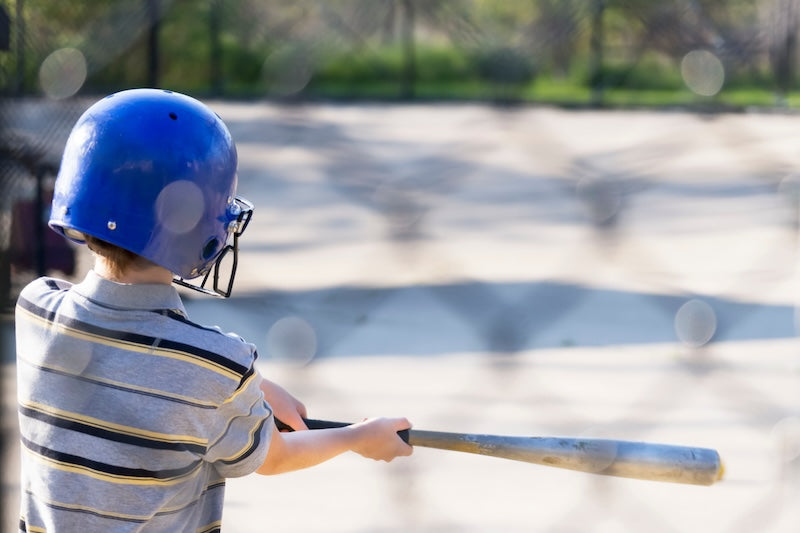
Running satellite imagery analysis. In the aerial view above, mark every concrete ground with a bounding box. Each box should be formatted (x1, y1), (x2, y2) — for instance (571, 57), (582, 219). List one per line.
(3, 102), (800, 532)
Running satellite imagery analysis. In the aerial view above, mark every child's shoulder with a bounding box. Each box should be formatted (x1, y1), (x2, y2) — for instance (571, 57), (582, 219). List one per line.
(155, 309), (259, 367)
(18, 276), (73, 303)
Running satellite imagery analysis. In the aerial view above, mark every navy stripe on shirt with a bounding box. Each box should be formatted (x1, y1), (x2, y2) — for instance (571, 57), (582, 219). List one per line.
(17, 296), (249, 378)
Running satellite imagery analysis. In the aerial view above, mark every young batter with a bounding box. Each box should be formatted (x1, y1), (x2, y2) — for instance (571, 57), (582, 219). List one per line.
(15, 89), (412, 532)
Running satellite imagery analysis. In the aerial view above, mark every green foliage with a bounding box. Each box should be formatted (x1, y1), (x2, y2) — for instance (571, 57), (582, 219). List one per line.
(593, 54), (684, 91)
(313, 48), (397, 84)
(5, 0), (800, 109)
(416, 45), (476, 82)
(475, 46), (536, 85)
(224, 43), (269, 86)
(313, 44), (475, 85)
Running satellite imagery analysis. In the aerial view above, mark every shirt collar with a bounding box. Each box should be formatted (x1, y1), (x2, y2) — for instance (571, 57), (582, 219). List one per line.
(73, 270), (187, 314)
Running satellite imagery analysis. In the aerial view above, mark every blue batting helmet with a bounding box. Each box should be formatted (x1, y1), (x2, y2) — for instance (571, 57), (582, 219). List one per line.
(49, 88), (252, 294)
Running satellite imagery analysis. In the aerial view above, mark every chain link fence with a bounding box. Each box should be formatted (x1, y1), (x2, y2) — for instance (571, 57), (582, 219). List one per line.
(2, 1), (800, 532)
(4, 0), (800, 308)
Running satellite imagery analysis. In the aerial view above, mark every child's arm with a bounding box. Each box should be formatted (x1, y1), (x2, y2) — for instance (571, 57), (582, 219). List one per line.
(259, 378), (309, 431)
(256, 417), (413, 475)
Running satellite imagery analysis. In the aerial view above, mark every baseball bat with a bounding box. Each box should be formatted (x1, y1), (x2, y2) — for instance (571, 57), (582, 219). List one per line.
(275, 418), (724, 486)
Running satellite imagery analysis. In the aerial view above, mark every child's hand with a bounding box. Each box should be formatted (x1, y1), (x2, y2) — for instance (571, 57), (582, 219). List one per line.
(259, 378), (308, 431)
(351, 417), (414, 462)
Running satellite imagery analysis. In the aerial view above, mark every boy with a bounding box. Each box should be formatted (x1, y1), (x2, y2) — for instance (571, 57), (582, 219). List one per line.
(15, 88), (412, 532)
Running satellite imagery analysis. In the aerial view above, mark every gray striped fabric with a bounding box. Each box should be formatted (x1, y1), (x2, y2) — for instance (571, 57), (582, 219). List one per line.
(15, 271), (273, 532)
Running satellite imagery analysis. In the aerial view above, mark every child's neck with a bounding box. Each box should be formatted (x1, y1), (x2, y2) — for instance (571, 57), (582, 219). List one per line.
(93, 257), (174, 286)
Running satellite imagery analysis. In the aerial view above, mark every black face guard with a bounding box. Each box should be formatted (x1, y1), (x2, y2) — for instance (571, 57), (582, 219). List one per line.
(173, 196), (254, 298)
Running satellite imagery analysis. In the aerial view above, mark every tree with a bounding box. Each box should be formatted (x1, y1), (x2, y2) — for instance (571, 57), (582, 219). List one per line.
(765, 0), (800, 99)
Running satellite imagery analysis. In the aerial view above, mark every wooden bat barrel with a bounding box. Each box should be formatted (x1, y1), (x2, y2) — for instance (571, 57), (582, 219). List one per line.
(276, 418), (724, 486)
(408, 429), (723, 486)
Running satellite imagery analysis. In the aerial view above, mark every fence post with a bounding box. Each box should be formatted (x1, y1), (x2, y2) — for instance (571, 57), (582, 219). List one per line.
(210, 0), (223, 96)
(146, 0), (161, 88)
(589, 0), (605, 106)
(400, 0), (416, 99)
(15, 0), (24, 95)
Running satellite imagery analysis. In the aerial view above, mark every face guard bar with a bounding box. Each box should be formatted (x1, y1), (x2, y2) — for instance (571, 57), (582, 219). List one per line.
(173, 196), (254, 298)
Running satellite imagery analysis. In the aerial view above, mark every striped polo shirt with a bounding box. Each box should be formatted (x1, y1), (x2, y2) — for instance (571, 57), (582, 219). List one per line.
(15, 271), (273, 532)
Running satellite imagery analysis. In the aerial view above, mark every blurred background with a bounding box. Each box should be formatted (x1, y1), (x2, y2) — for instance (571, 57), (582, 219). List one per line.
(2, 1), (800, 532)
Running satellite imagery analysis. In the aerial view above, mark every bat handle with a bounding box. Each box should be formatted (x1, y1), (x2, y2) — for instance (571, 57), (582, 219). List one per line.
(275, 417), (411, 444)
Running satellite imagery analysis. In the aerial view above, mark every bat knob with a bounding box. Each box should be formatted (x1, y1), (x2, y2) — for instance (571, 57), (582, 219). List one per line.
(398, 428), (410, 444)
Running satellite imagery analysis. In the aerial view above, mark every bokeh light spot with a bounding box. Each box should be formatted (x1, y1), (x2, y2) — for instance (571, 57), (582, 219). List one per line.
(262, 47), (314, 97)
(39, 47), (87, 100)
(681, 50), (725, 97)
(155, 180), (205, 234)
(674, 298), (717, 347)
(266, 316), (318, 365)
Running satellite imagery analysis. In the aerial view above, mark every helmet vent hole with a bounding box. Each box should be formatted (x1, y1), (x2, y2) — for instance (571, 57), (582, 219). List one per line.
(169, 112), (178, 120)
(202, 238), (219, 259)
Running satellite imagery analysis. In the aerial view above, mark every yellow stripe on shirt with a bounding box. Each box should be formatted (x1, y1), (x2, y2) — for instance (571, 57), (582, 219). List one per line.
(23, 445), (204, 486)
(17, 306), (241, 381)
(21, 400), (208, 447)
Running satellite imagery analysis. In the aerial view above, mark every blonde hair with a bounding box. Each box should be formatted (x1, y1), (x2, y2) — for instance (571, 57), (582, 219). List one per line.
(84, 235), (144, 278)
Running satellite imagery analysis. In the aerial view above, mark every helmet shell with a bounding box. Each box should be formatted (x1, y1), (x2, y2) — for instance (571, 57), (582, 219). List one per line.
(50, 88), (239, 279)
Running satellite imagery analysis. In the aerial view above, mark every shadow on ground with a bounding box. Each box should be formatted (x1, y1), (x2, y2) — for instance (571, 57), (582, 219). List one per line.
(181, 279), (795, 361)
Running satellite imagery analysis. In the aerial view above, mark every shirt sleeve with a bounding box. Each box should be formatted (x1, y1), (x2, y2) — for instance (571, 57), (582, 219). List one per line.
(204, 371), (274, 478)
